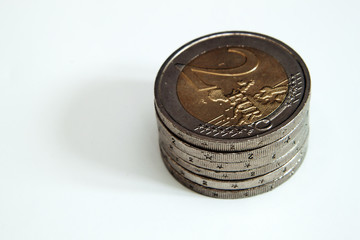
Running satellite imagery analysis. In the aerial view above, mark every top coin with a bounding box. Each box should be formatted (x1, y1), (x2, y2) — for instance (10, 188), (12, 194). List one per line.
(155, 31), (310, 151)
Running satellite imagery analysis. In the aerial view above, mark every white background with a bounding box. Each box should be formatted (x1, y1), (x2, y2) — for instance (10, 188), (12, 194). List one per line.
(1, 0), (359, 239)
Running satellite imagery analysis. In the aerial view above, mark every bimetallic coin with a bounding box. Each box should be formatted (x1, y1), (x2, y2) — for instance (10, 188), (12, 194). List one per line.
(154, 31), (310, 151)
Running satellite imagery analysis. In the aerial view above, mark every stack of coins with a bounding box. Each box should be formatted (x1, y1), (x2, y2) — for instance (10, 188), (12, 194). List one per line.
(154, 31), (310, 199)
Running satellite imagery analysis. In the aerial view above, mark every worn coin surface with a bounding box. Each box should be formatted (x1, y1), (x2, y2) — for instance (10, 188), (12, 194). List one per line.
(155, 31), (310, 151)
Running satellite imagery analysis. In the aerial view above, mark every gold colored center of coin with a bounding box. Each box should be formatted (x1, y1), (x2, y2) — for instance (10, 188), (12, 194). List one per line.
(176, 47), (289, 127)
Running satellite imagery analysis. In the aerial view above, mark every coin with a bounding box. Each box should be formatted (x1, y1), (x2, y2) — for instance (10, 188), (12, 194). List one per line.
(160, 131), (308, 180)
(160, 140), (307, 190)
(159, 124), (308, 171)
(158, 116), (309, 163)
(160, 145), (307, 199)
(154, 31), (310, 151)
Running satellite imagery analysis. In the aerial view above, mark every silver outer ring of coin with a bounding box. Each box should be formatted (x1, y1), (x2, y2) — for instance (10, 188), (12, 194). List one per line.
(161, 147), (307, 199)
(157, 114), (309, 162)
(160, 142), (307, 190)
(160, 132), (308, 180)
(160, 125), (308, 172)
(154, 31), (311, 151)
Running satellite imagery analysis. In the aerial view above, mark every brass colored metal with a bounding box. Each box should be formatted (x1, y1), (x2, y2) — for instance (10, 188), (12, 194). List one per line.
(177, 47), (289, 127)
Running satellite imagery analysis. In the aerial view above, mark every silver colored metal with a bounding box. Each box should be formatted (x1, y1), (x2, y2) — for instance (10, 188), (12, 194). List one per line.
(160, 131), (308, 180)
(159, 125), (308, 171)
(160, 142), (307, 190)
(157, 115), (308, 163)
(155, 100), (309, 152)
(161, 146), (307, 199)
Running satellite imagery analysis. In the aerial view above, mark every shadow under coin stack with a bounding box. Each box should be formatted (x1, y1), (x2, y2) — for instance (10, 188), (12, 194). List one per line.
(154, 31), (310, 199)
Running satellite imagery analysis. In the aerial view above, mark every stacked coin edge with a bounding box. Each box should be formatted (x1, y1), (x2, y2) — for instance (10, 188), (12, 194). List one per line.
(155, 104), (309, 199)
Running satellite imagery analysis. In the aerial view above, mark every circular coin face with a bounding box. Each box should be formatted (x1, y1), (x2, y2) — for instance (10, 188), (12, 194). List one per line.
(155, 31), (310, 144)
(177, 47), (288, 126)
